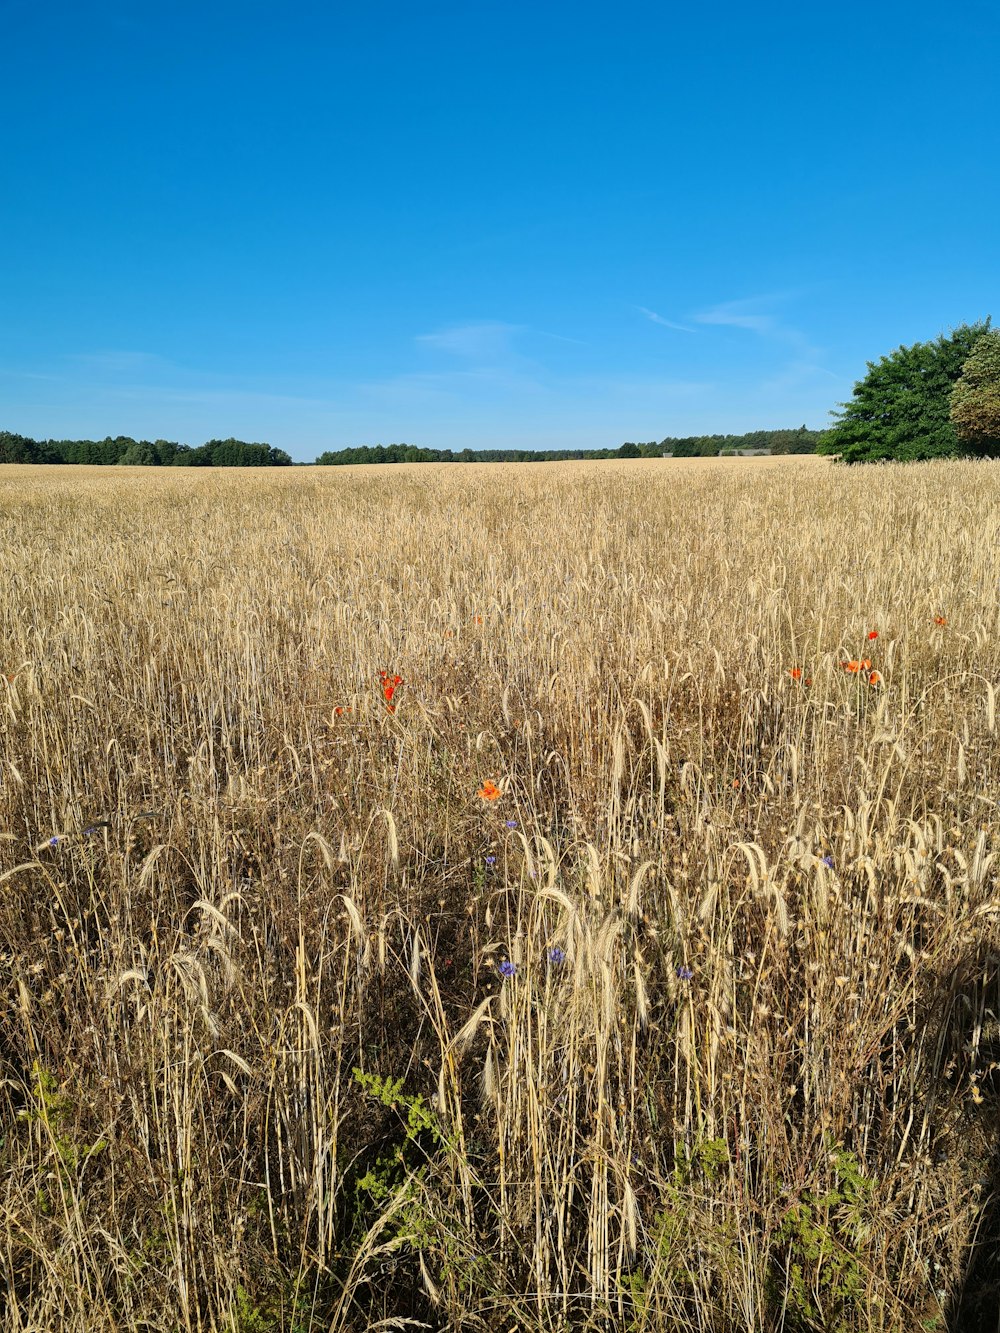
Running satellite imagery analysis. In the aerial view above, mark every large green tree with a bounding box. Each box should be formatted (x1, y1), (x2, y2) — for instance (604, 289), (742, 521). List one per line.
(115, 440), (157, 465)
(817, 321), (991, 463)
(950, 329), (1000, 456)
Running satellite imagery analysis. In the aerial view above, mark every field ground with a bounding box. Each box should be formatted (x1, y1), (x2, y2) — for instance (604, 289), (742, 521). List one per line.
(2, 457), (1000, 1331)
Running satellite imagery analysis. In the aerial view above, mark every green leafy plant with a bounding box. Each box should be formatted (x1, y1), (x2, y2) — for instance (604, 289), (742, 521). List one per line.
(348, 1068), (445, 1219)
(622, 1138), (738, 1324)
(25, 1062), (107, 1179)
(775, 1147), (874, 1331)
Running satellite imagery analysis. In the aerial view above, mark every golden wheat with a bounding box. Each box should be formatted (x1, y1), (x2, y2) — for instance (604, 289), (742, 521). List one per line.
(1, 457), (999, 1331)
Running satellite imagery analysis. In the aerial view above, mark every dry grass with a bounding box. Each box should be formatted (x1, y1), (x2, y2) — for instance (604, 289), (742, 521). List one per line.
(1, 456), (999, 1332)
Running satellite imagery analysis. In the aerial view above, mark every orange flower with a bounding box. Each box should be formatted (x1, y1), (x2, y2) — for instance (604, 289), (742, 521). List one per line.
(788, 667), (803, 681)
(867, 630), (879, 640)
(842, 660), (861, 673)
(934, 615), (947, 626)
(868, 671), (883, 686)
(379, 671), (403, 707)
(334, 706), (344, 717)
(477, 780), (501, 801)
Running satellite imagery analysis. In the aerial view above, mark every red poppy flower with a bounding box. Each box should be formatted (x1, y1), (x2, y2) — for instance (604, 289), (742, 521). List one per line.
(477, 780), (501, 801)
(379, 671), (403, 707)
(788, 667), (803, 681)
(867, 630), (879, 641)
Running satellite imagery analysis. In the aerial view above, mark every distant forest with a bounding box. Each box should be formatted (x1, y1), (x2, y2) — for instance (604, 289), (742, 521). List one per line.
(0, 425), (820, 467)
(318, 426), (820, 464)
(0, 432), (292, 467)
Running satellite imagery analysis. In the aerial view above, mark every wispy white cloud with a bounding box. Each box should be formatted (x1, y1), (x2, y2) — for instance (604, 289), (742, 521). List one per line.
(535, 329), (590, 347)
(695, 296), (788, 336)
(689, 294), (846, 412)
(109, 383), (332, 410)
(636, 306), (696, 333)
(0, 366), (63, 383)
(758, 360), (844, 395)
(415, 320), (588, 364)
(357, 365), (535, 407)
(68, 350), (177, 375)
(582, 373), (713, 400)
(40, 350), (331, 409)
(693, 293), (814, 349)
(415, 322), (523, 360)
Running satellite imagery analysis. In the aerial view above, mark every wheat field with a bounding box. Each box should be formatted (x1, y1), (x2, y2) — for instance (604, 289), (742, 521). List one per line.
(1, 457), (999, 1332)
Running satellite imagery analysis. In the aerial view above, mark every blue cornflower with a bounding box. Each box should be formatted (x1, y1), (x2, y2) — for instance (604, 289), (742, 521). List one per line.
(505, 819), (517, 829)
(821, 854), (835, 869)
(547, 946), (566, 965)
(676, 964), (694, 982)
(48, 835), (61, 847)
(498, 960), (517, 978)
(485, 855), (496, 866)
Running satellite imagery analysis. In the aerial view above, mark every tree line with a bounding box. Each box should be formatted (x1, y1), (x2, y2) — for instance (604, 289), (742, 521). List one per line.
(314, 427), (821, 465)
(0, 427), (820, 467)
(0, 433), (293, 467)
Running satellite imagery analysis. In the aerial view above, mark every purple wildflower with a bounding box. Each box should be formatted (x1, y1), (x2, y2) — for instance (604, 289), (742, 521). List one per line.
(48, 835), (60, 848)
(676, 964), (694, 982)
(547, 946), (566, 965)
(485, 855), (496, 866)
(498, 960), (517, 979)
(821, 854), (835, 869)
(505, 819), (517, 829)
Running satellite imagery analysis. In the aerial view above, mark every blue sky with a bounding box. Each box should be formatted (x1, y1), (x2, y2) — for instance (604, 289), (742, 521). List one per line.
(3, 0), (998, 460)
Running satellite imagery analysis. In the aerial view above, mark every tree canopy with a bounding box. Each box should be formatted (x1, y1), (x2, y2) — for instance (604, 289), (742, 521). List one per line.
(817, 321), (992, 463)
(0, 433), (292, 467)
(2, 426), (821, 468)
(313, 428), (820, 466)
(950, 329), (1000, 456)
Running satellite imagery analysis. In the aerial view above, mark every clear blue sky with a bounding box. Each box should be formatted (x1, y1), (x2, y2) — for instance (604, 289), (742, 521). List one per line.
(3, 0), (998, 460)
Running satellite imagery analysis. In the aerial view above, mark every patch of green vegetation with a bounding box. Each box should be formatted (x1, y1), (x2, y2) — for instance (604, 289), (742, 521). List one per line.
(775, 1146), (874, 1332)
(623, 1137), (739, 1322)
(26, 1062), (107, 1179)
